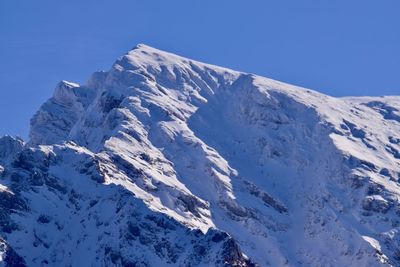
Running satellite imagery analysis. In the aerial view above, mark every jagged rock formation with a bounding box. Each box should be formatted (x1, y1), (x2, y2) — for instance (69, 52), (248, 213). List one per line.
(0, 44), (400, 266)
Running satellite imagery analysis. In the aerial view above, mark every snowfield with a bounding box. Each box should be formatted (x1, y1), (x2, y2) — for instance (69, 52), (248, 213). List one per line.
(0, 44), (399, 266)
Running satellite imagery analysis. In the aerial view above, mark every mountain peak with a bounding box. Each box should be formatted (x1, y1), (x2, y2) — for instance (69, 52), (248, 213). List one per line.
(126, 43), (187, 62)
(3, 44), (400, 266)
(131, 43), (162, 52)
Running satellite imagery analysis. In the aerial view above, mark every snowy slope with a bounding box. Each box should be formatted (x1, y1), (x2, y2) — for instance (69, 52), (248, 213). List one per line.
(1, 44), (400, 266)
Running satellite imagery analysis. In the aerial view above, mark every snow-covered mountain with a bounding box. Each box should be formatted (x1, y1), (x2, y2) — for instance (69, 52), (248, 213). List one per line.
(1, 44), (400, 266)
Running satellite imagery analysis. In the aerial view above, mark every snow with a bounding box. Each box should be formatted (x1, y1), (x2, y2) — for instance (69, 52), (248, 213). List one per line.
(0, 44), (399, 266)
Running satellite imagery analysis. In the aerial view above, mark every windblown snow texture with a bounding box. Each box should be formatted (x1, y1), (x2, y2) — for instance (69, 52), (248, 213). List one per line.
(1, 44), (400, 266)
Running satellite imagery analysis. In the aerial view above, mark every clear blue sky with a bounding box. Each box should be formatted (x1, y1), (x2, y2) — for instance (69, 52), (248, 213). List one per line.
(1, 0), (399, 138)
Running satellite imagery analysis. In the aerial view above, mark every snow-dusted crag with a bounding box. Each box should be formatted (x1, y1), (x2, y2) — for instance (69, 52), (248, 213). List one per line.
(1, 44), (400, 266)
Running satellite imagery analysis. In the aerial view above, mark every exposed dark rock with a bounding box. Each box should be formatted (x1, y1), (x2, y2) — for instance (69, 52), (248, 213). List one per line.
(153, 238), (179, 263)
(37, 214), (52, 224)
(220, 201), (249, 218)
(222, 238), (258, 267)
(346, 156), (377, 171)
(144, 214), (177, 231)
(342, 120), (366, 139)
(139, 153), (154, 164)
(127, 223), (141, 239)
(0, 238), (26, 267)
(210, 230), (229, 243)
(11, 148), (53, 172)
(367, 183), (385, 195)
(177, 194), (206, 218)
(112, 155), (144, 180)
(389, 136), (400, 145)
(362, 196), (391, 213)
(386, 145), (400, 159)
(351, 174), (369, 189)
(0, 136), (24, 164)
(379, 168), (396, 181)
(244, 180), (288, 213)
(364, 101), (400, 122)
(100, 93), (124, 113)
(0, 190), (28, 233)
(29, 171), (46, 186)
(44, 175), (67, 194)
(78, 157), (106, 183)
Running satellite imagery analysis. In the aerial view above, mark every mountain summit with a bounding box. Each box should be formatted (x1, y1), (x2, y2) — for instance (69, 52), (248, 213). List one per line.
(1, 44), (400, 266)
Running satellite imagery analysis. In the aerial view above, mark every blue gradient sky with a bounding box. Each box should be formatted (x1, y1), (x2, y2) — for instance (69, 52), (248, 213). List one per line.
(1, 0), (399, 138)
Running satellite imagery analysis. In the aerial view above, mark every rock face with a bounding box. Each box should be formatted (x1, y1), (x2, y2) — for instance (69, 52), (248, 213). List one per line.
(0, 44), (400, 266)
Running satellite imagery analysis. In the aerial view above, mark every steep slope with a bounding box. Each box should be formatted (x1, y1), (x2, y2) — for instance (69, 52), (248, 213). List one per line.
(1, 44), (399, 266)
